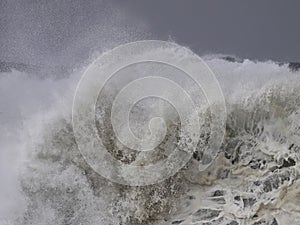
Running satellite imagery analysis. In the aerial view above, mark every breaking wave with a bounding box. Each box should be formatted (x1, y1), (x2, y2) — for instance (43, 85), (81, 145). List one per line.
(1, 46), (300, 225)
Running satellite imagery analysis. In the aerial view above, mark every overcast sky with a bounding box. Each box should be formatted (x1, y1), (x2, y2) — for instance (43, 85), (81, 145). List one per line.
(115, 0), (300, 62)
(1, 0), (300, 70)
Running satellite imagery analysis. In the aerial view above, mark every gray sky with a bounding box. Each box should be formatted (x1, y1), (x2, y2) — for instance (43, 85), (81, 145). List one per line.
(115, 0), (300, 62)
(1, 0), (300, 71)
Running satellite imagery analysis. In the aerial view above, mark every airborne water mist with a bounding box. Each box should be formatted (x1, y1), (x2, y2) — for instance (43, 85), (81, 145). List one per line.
(1, 1), (300, 224)
(1, 45), (300, 225)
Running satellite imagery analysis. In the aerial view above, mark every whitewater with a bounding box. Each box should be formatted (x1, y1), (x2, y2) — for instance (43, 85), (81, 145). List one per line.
(1, 42), (300, 225)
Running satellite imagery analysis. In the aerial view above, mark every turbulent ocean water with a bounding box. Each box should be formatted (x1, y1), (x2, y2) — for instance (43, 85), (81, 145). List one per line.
(1, 49), (300, 225)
